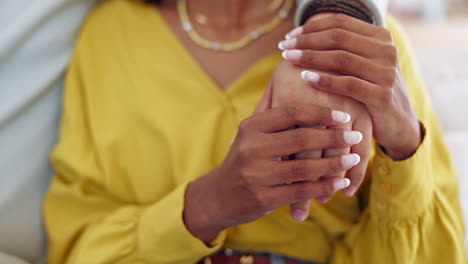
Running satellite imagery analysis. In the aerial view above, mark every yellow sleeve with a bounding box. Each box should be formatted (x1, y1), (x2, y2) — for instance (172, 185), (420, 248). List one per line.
(330, 16), (467, 263)
(44, 11), (226, 264)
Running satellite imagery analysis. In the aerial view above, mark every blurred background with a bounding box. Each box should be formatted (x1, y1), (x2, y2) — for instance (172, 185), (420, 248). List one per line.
(390, 0), (468, 247)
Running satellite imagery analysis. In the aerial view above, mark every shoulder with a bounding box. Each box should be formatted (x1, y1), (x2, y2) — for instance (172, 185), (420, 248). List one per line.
(79, 0), (155, 42)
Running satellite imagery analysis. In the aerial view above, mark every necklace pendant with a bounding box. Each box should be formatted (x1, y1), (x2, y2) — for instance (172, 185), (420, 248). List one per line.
(279, 9), (289, 19)
(210, 42), (221, 51)
(250, 31), (260, 40)
(194, 14), (208, 25)
(182, 21), (192, 32)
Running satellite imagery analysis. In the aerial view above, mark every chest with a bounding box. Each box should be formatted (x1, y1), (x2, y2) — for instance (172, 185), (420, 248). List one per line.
(158, 3), (294, 90)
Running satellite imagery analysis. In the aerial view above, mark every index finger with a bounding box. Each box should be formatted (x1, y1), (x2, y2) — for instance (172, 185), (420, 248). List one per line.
(251, 104), (351, 133)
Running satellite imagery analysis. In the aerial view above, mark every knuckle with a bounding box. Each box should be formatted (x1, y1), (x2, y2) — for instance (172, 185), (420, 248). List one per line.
(285, 103), (304, 122)
(294, 187), (309, 201)
(385, 45), (399, 65)
(302, 52), (316, 67)
(376, 28), (393, 41)
(333, 14), (348, 27)
(297, 35), (311, 48)
(327, 129), (342, 147)
(383, 67), (398, 87)
(328, 155), (342, 171)
(319, 74), (332, 89)
(251, 191), (268, 210)
(334, 51), (353, 71)
(286, 103), (299, 116)
(330, 29), (349, 43)
(345, 78), (363, 93)
(304, 18), (314, 28)
(239, 166), (258, 185)
(377, 89), (393, 105)
(317, 106), (332, 121)
(239, 118), (253, 132)
(384, 29), (394, 42)
(290, 129), (309, 147)
(237, 141), (256, 159)
(291, 164), (307, 180)
(319, 182), (334, 195)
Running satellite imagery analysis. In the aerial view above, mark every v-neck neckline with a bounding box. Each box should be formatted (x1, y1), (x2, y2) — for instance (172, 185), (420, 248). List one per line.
(152, 6), (282, 99)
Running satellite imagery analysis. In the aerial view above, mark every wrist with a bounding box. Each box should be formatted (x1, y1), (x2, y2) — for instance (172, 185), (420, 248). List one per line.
(381, 121), (423, 161)
(183, 172), (225, 243)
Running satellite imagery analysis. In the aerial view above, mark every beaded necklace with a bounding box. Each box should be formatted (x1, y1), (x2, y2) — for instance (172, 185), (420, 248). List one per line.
(177, 0), (294, 52)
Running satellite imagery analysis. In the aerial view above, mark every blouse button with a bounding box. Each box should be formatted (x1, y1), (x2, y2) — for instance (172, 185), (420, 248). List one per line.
(378, 164), (390, 175)
(381, 183), (392, 193)
(377, 200), (387, 210)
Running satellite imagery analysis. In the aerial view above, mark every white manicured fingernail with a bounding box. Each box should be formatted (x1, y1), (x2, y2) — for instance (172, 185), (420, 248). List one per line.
(278, 38), (297, 50)
(344, 131), (363, 145)
(341, 154), (361, 168)
(332, 110), (351, 123)
(291, 208), (308, 222)
(282, 50), (302, 61)
(333, 178), (351, 191)
(278, 41), (285, 50)
(300, 70), (319, 82)
(285, 27), (303, 39)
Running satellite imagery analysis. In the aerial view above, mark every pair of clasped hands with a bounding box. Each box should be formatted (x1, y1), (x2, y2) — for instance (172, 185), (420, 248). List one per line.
(185, 14), (422, 243)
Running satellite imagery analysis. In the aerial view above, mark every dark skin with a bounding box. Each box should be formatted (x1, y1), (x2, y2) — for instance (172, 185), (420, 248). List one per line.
(160, 0), (364, 241)
(184, 103), (361, 242)
(281, 14), (422, 162)
(270, 58), (373, 218)
(264, 13), (423, 221)
(160, 1), (421, 242)
(159, 0), (296, 89)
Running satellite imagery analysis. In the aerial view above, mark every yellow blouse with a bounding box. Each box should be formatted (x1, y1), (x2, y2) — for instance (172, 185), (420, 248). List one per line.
(44, 0), (467, 263)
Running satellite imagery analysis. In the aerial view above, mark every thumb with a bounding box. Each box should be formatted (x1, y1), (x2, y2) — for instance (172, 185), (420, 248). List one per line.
(254, 80), (274, 114)
(290, 200), (311, 222)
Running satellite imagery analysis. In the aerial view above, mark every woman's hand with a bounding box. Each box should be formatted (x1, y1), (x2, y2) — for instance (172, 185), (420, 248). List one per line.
(280, 14), (422, 161)
(184, 102), (363, 243)
(269, 60), (372, 219)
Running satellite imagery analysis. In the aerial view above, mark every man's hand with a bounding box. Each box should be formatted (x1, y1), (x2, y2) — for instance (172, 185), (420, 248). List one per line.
(280, 14), (422, 161)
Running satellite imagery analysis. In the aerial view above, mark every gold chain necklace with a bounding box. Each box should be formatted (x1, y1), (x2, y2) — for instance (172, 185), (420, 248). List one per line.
(177, 0), (294, 52)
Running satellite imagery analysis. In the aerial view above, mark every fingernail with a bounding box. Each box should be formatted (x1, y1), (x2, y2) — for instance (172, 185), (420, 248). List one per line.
(285, 27), (303, 39)
(300, 70), (319, 82)
(278, 38), (297, 50)
(344, 131), (363, 145)
(333, 178), (351, 191)
(341, 153), (361, 168)
(344, 185), (357, 197)
(332, 110), (351, 123)
(291, 208), (308, 222)
(282, 50), (302, 61)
